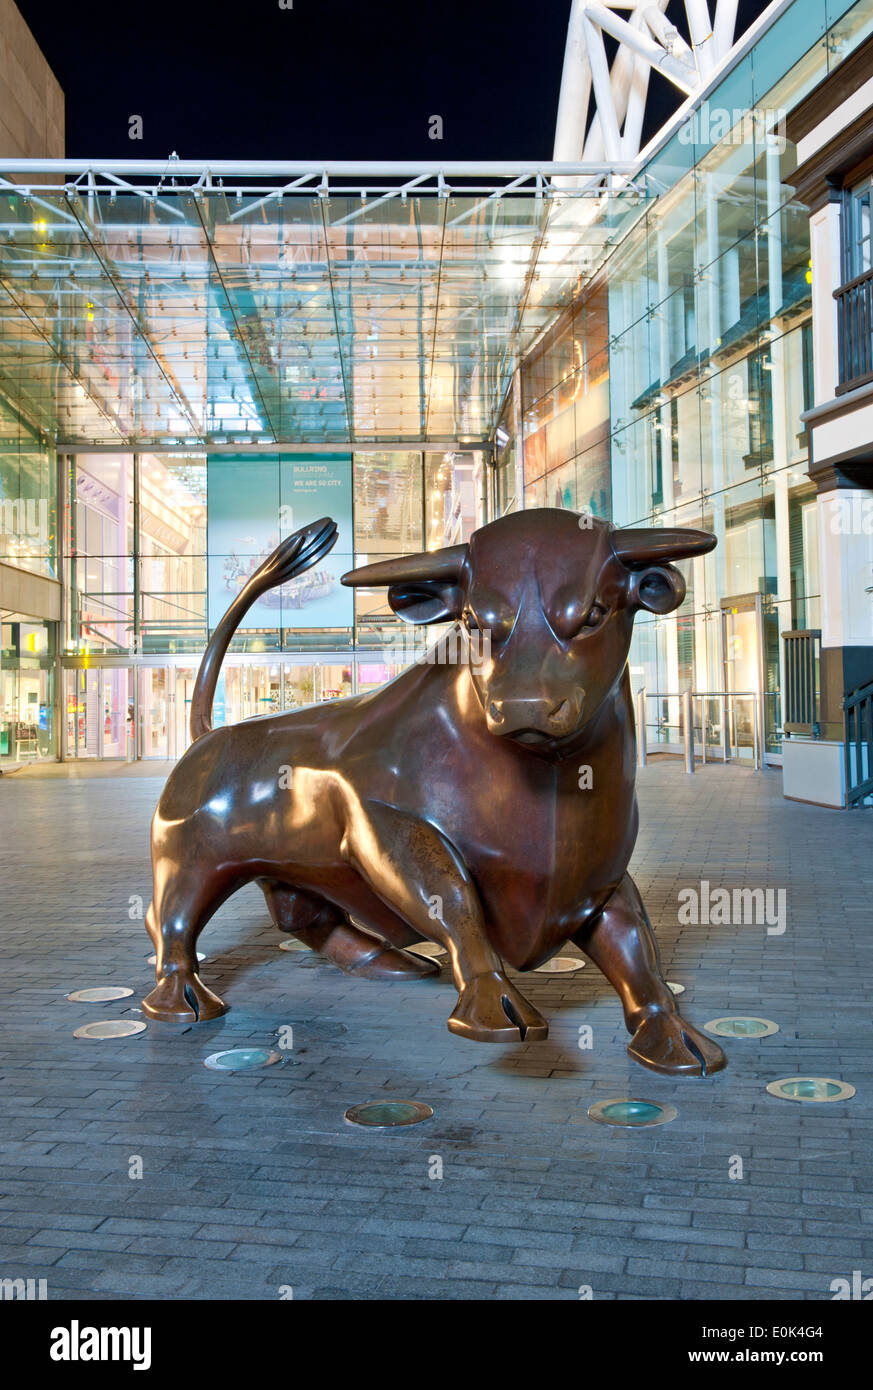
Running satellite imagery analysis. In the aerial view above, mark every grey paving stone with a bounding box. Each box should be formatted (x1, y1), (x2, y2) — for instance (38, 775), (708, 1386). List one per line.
(1, 759), (870, 1301)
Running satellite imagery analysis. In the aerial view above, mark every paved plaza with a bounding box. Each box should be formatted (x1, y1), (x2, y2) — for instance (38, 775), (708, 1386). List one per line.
(0, 757), (871, 1301)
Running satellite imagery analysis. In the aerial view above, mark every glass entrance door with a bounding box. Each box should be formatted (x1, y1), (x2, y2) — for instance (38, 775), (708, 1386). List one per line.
(101, 668), (133, 759)
(138, 667), (169, 759)
(222, 664), (282, 725)
(721, 597), (762, 761)
(65, 669), (100, 758)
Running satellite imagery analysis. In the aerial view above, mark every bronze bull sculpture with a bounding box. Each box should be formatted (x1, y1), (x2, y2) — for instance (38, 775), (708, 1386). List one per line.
(142, 508), (726, 1077)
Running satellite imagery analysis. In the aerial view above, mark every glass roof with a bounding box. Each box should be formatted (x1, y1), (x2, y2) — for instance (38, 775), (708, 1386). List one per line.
(0, 169), (647, 447)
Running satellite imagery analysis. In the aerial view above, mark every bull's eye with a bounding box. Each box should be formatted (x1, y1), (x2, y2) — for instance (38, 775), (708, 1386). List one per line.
(582, 603), (607, 629)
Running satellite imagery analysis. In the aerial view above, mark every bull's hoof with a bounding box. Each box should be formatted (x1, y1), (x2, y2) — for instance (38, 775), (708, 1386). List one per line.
(142, 971), (228, 1023)
(348, 945), (439, 981)
(627, 1011), (726, 1076)
(448, 971), (549, 1043)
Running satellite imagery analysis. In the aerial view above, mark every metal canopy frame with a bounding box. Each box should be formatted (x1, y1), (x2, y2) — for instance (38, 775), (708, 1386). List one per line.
(0, 160), (651, 451)
(0, 159), (640, 198)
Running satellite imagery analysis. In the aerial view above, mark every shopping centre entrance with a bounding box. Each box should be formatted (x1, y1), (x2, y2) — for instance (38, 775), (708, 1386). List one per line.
(60, 656), (400, 761)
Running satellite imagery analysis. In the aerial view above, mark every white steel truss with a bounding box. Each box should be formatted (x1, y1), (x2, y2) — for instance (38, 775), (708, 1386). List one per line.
(554, 0), (745, 165)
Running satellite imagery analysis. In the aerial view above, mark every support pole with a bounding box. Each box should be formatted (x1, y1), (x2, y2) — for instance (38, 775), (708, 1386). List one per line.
(683, 688), (695, 774)
(636, 687), (647, 767)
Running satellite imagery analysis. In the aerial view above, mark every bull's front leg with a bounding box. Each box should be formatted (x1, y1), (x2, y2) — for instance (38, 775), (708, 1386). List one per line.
(343, 801), (547, 1043)
(574, 874), (726, 1076)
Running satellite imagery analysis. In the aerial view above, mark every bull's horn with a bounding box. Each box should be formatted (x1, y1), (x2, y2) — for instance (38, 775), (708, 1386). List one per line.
(611, 526), (716, 566)
(341, 544), (468, 587)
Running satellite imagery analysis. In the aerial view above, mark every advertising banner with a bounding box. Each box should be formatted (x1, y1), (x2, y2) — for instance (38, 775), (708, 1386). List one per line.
(207, 452), (353, 630)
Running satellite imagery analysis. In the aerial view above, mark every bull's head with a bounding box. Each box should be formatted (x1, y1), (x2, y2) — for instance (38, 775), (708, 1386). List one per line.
(342, 510), (715, 753)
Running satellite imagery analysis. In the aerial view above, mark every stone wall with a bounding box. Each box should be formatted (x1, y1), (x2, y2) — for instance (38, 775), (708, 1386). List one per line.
(0, 0), (64, 159)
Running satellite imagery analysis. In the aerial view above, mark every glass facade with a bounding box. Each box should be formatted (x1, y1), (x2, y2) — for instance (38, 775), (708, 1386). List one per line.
(495, 0), (873, 760)
(59, 447), (483, 758)
(0, 397), (58, 763)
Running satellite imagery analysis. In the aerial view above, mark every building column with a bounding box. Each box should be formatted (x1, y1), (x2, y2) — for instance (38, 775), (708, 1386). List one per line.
(815, 485), (873, 740)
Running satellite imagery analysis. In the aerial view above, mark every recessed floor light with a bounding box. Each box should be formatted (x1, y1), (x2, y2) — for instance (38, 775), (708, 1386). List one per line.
(587, 1097), (678, 1127)
(534, 957), (585, 974)
(74, 1020), (147, 1039)
(203, 1048), (282, 1071)
(68, 987), (134, 1003)
(765, 1076), (855, 1103)
(407, 941), (447, 959)
(344, 1099), (433, 1128)
(705, 1016), (779, 1038)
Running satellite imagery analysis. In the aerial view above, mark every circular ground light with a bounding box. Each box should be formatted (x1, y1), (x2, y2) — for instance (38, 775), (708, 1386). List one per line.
(407, 941), (447, 960)
(147, 951), (205, 965)
(74, 1020), (147, 1039)
(203, 1048), (282, 1072)
(345, 1100), (434, 1128)
(534, 957), (586, 974)
(766, 1076), (855, 1103)
(67, 986), (134, 1003)
(667, 981), (685, 995)
(587, 1097), (678, 1128)
(705, 1015), (779, 1039)
(277, 939), (310, 952)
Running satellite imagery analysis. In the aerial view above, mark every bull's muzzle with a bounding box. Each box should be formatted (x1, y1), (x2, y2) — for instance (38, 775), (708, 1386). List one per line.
(486, 687), (585, 741)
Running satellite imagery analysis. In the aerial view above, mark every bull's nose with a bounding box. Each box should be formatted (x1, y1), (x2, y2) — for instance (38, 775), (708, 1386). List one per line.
(547, 687), (585, 734)
(487, 688), (585, 738)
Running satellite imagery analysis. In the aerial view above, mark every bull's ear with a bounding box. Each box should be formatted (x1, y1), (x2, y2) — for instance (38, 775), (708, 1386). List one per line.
(341, 544), (468, 626)
(627, 564), (686, 614)
(386, 582), (465, 625)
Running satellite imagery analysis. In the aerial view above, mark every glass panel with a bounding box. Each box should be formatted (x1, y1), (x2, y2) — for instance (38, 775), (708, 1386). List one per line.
(100, 668), (133, 759)
(0, 401), (56, 577)
(318, 663), (352, 702)
(284, 664), (316, 710)
(424, 451), (478, 549)
(68, 669), (100, 758)
(139, 668), (169, 758)
(173, 665), (198, 759)
(356, 658), (405, 693)
(353, 453), (422, 555)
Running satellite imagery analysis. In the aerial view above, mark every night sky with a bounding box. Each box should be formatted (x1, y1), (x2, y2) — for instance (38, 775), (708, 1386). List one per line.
(18, 0), (773, 163)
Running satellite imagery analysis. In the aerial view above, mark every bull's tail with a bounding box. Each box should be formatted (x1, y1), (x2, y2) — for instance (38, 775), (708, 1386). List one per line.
(189, 517), (338, 742)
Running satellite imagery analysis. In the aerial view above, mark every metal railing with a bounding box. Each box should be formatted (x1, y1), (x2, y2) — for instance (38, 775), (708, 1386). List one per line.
(835, 266), (873, 394)
(635, 689), (766, 773)
(782, 629), (821, 735)
(844, 679), (873, 807)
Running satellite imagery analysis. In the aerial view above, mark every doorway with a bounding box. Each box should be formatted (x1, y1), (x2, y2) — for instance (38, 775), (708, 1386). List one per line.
(65, 667), (133, 760)
(720, 593), (780, 761)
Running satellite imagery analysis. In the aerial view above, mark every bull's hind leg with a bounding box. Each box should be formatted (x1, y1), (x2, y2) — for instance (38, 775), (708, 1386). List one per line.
(261, 880), (437, 980)
(142, 857), (232, 1023)
(575, 874), (726, 1076)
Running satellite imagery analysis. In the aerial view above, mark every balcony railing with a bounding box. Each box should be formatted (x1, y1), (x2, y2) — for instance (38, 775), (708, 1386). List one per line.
(782, 629), (821, 736)
(835, 266), (873, 393)
(844, 679), (873, 808)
